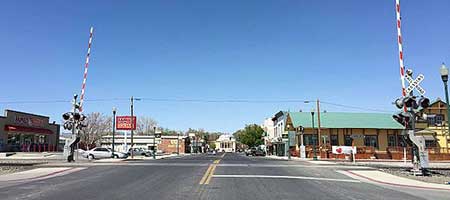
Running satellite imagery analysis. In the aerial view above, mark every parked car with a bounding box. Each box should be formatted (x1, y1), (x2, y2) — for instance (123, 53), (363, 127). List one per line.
(245, 147), (256, 156)
(128, 148), (152, 157)
(207, 150), (217, 155)
(82, 147), (128, 160)
(245, 147), (266, 156)
(253, 149), (266, 156)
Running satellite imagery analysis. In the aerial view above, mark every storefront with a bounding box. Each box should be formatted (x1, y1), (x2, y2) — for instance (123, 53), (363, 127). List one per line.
(0, 110), (60, 152)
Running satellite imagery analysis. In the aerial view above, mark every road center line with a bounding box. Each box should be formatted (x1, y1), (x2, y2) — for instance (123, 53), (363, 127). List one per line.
(199, 165), (214, 185)
(211, 175), (360, 183)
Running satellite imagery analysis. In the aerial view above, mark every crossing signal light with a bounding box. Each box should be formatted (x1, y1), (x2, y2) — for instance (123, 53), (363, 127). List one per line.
(403, 96), (416, 108)
(419, 97), (430, 109)
(63, 112), (71, 120)
(395, 98), (404, 109)
(73, 113), (81, 120)
(392, 112), (412, 129)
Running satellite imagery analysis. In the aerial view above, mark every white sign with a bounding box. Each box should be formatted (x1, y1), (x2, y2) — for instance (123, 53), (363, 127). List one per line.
(405, 74), (426, 95)
(332, 146), (356, 155)
(350, 134), (365, 139)
(419, 151), (429, 168)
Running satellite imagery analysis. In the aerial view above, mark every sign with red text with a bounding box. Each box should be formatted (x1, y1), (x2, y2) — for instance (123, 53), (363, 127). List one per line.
(116, 116), (137, 130)
(332, 146), (356, 155)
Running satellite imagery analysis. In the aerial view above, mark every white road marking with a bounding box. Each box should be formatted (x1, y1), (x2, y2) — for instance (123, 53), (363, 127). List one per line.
(212, 174), (360, 183)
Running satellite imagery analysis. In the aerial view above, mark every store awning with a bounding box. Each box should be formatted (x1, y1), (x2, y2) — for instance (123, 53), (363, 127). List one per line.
(4, 125), (53, 135)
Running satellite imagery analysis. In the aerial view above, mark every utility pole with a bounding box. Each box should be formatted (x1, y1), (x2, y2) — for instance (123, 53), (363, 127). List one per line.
(130, 96), (134, 159)
(112, 107), (116, 158)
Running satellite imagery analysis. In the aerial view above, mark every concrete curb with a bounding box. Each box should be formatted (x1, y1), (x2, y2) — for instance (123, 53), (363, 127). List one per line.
(344, 170), (450, 191)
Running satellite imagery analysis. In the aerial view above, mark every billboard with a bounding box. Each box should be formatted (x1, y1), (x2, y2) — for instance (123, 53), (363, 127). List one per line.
(116, 116), (137, 130)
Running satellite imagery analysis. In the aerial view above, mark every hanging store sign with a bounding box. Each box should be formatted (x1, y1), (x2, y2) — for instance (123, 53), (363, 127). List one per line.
(116, 116), (137, 130)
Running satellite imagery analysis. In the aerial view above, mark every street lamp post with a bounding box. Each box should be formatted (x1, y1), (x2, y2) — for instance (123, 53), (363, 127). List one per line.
(112, 107), (116, 158)
(286, 124), (291, 160)
(440, 63), (450, 138)
(311, 109), (317, 160)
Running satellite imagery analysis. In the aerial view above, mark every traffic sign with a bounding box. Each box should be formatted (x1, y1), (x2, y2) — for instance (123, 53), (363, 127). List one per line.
(405, 74), (426, 95)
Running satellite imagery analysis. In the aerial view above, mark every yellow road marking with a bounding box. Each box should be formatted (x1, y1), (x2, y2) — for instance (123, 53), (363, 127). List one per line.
(204, 165), (217, 185)
(199, 159), (222, 185)
(199, 165), (214, 185)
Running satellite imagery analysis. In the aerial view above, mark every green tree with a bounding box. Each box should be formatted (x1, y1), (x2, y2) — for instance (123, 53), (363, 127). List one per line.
(233, 124), (264, 147)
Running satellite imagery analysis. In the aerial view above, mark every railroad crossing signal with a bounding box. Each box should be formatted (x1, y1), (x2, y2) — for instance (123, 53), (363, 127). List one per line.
(405, 74), (426, 95)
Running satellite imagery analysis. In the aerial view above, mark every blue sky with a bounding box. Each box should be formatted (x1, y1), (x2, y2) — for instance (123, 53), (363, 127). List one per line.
(0, 1), (449, 133)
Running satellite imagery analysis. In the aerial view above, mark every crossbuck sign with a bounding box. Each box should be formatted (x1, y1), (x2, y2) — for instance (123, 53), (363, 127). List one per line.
(405, 74), (426, 95)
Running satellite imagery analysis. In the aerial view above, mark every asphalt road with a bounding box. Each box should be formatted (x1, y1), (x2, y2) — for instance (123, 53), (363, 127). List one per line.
(0, 153), (448, 200)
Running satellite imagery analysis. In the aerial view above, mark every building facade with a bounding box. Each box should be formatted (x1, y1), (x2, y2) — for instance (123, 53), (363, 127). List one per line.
(101, 134), (188, 154)
(283, 107), (450, 160)
(285, 112), (404, 159)
(271, 111), (288, 156)
(0, 110), (60, 152)
(215, 135), (236, 152)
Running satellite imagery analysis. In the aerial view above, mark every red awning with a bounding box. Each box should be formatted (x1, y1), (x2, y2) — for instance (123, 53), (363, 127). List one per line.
(4, 125), (53, 135)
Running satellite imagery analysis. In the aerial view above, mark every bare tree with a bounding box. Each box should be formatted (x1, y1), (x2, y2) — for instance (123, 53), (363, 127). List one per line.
(136, 116), (158, 135)
(79, 112), (112, 148)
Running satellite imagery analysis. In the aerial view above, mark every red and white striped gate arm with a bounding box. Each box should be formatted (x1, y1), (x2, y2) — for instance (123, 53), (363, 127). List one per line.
(79, 26), (94, 112)
(395, 0), (407, 112)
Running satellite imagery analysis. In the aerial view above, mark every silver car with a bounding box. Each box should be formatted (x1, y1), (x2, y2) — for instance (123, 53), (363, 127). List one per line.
(83, 147), (128, 160)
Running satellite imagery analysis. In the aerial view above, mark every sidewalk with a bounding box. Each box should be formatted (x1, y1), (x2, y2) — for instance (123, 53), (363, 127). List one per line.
(0, 167), (85, 182)
(265, 155), (337, 165)
(340, 170), (450, 191)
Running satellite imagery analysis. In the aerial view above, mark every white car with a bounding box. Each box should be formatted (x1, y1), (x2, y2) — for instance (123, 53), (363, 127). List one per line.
(82, 147), (128, 160)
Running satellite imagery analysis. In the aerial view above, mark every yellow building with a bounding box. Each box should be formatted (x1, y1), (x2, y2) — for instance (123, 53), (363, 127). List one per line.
(418, 99), (449, 153)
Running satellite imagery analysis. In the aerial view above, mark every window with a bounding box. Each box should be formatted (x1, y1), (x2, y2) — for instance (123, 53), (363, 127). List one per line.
(364, 135), (378, 148)
(330, 135), (338, 146)
(304, 135), (317, 146)
(427, 114), (444, 126)
(397, 135), (406, 147)
(436, 114), (444, 125)
(388, 134), (396, 147)
(344, 135), (352, 146)
(425, 140), (437, 148)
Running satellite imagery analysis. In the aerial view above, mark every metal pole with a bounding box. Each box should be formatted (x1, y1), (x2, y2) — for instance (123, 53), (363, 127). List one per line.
(177, 132), (180, 155)
(317, 99), (322, 146)
(153, 127), (156, 159)
(311, 111), (317, 160)
(112, 108), (116, 158)
(444, 81), (450, 138)
(130, 96), (134, 159)
(287, 129), (291, 160)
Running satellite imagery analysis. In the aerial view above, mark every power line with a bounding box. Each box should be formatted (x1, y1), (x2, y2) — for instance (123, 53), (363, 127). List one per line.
(320, 101), (393, 113)
(0, 97), (393, 113)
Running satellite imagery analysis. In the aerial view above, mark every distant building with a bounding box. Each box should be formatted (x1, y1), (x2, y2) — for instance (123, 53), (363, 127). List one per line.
(271, 111), (288, 156)
(101, 134), (188, 154)
(0, 110), (60, 152)
(262, 118), (274, 155)
(215, 135), (236, 152)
